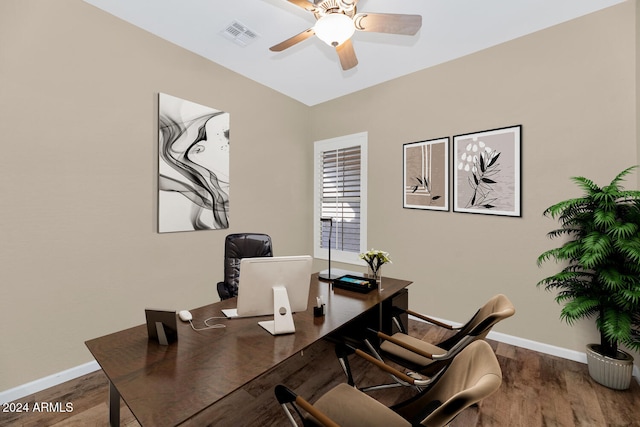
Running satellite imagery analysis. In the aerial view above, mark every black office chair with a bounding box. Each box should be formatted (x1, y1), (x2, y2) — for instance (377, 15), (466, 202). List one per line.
(216, 233), (273, 300)
(340, 294), (514, 391)
(275, 340), (502, 427)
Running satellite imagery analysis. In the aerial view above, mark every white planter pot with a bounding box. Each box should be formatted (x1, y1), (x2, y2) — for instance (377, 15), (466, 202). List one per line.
(585, 344), (634, 390)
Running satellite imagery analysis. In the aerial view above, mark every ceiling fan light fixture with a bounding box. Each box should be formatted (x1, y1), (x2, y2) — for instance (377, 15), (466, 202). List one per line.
(314, 13), (355, 47)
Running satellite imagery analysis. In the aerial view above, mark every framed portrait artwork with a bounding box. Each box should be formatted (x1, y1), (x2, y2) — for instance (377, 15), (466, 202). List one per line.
(453, 125), (521, 217)
(403, 137), (449, 211)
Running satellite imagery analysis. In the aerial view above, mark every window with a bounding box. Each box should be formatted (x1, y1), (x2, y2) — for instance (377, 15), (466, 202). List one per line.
(314, 132), (367, 265)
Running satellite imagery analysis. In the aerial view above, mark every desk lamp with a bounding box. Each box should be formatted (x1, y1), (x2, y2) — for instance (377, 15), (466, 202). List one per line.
(319, 217), (340, 281)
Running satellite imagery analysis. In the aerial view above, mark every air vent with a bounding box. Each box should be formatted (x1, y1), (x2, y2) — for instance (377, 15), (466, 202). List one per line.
(220, 21), (259, 47)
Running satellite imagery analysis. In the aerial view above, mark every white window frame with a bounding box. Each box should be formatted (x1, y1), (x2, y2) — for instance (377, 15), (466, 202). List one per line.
(313, 132), (368, 265)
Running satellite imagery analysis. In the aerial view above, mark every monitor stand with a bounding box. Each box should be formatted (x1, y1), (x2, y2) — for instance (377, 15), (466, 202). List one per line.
(258, 286), (296, 335)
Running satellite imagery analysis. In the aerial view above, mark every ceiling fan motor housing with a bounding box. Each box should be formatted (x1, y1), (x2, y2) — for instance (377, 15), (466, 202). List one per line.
(313, 0), (357, 19)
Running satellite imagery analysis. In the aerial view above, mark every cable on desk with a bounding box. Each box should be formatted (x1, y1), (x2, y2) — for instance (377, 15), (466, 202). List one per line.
(189, 318), (226, 331)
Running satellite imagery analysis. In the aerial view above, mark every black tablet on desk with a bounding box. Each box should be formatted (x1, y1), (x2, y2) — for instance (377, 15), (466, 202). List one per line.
(333, 275), (377, 293)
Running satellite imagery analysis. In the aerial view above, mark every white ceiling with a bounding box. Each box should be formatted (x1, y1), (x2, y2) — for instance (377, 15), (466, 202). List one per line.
(83, 0), (625, 106)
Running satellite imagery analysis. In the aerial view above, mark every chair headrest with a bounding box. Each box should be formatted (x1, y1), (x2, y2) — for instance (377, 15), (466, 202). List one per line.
(469, 294), (515, 336)
(419, 340), (502, 426)
(225, 233), (272, 259)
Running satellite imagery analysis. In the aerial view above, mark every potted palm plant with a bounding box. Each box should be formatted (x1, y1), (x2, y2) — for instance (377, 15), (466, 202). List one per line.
(537, 166), (640, 390)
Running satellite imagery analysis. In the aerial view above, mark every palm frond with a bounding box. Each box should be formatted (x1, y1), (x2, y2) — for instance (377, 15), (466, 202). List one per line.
(593, 209), (616, 229)
(608, 165), (637, 189)
(543, 197), (589, 220)
(536, 241), (585, 265)
(618, 287), (640, 308)
(599, 309), (632, 344)
(572, 175), (601, 194)
(615, 237), (640, 263)
(609, 221), (638, 240)
(560, 296), (600, 324)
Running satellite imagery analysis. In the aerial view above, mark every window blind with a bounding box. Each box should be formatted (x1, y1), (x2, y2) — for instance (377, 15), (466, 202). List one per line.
(320, 145), (361, 253)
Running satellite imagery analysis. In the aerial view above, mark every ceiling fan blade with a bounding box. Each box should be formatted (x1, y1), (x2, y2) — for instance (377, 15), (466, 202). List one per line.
(286, 0), (317, 12)
(269, 28), (315, 52)
(354, 13), (422, 35)
(335, 39), (358, 70)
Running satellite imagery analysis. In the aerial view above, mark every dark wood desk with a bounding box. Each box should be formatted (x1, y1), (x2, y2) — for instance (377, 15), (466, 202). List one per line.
(85, 274), (411, 427)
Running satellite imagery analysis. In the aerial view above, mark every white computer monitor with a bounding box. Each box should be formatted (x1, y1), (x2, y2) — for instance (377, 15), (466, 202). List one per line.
(227, 255), (313, 335)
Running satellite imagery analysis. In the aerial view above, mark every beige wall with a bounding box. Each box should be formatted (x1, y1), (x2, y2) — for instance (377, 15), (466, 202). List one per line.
(311, 1), (638, 364)
(0, 0), (638, 393)
(0, 0), (312, 391)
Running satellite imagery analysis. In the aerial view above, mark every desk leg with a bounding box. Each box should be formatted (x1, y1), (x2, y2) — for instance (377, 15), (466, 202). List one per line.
(109, 380), (121, 427)
(380, 289), (408, 335)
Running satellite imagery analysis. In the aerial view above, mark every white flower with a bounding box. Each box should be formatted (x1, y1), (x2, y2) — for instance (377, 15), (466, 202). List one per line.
(359, 249), (392, 271)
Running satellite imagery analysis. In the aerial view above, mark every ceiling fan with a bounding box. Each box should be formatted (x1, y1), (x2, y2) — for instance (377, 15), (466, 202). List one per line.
(270, 0), (422, 70)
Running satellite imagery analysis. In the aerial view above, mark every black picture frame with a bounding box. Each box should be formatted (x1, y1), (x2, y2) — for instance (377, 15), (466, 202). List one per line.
(403, 137), (449, 211)
(452, 125), (522, 217)
(145, 309), (178, 345)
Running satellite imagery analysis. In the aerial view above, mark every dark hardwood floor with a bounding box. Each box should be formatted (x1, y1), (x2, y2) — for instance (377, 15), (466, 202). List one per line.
(3, 320), (639, 426)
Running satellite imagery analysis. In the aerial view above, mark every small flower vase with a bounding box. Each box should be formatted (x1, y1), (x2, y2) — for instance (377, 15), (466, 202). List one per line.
(367, 265), (382, 290)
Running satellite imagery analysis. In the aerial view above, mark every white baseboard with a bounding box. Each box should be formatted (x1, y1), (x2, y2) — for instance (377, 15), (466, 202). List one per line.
(487, 329), (588, 363)
(2, 319), (639, 403)
(0, 360), (100, 404)
(410, 315), (640, 383)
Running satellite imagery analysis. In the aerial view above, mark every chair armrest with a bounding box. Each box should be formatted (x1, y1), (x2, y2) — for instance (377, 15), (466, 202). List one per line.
(405, 309), (455, 330)
(355, 348), (438, 388)
(376, 331), (435, 360)
(354, 349), (416, 385)
(295, 395), (340, 427)
(274, 385), (340, 427)
(216, 281), (231, 300)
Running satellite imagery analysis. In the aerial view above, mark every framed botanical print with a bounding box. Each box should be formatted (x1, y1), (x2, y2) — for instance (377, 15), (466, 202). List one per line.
(403, 137), (449, 211)
(453, 125), (521, 217)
